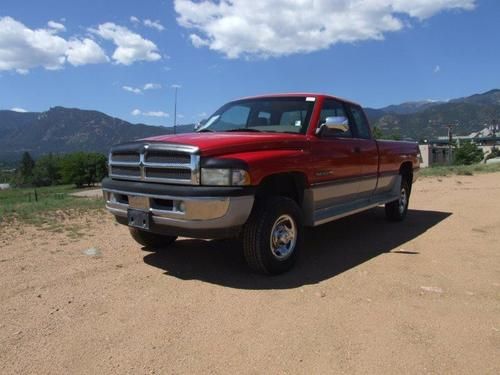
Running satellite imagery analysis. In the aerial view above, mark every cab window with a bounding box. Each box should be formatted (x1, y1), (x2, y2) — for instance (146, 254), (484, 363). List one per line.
(318, 99), (351, 138)
(348, 105), (371, 139)
(217, 105), (251, 130)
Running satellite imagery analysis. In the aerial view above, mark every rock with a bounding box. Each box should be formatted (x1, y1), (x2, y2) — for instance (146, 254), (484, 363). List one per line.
(82, 247), (101, 257)
(420, 286), (443, 294)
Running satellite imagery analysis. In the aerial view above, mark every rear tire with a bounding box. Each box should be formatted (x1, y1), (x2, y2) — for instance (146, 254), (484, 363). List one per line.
(242, 196), (303, 274)
(129, 228), (177, 249)
(385, 177), (411, 221)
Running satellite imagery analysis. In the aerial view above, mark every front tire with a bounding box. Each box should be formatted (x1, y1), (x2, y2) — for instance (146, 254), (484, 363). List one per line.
(242, 196), (303, 274)
(129, 228), (177, 249)
(385, 177), (411, 221)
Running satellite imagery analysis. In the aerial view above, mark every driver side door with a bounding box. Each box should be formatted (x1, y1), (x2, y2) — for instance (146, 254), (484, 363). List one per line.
(309, 99), (363, 212)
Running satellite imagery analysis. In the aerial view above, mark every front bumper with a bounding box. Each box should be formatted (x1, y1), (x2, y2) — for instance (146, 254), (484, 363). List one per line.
(101, 178), (255, 239)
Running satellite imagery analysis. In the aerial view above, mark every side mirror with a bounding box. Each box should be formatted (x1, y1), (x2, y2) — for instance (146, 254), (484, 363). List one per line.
(316, 116), (350, 136)
(194, 119), (207, 131)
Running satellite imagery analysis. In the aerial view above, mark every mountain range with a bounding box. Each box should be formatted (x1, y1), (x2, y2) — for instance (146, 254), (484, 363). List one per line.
(366, 89), (500, 140)
(0, 107), (194, 163)
(1, 89), (499, 163)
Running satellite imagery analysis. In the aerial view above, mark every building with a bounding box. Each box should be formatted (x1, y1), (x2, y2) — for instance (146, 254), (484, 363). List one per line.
(419, 126), (500, 167)
(419, 145), (453, 168)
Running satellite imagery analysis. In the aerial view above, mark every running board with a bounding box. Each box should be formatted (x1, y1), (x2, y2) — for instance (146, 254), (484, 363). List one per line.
(311, 176), (402, 227)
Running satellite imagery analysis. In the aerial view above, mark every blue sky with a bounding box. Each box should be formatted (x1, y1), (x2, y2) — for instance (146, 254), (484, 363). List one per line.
(1, 0), (499, 126)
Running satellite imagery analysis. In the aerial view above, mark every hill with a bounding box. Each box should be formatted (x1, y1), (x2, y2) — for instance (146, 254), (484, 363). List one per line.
(0, 107), (193, 163)
(366, 89), (500, 140)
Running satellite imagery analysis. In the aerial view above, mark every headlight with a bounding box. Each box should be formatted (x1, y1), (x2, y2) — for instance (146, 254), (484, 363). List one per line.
(201, 168), (251, 186)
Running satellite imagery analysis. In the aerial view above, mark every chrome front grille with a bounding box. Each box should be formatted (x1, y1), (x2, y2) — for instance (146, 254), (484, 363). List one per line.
(109, 143), (200, 185)
(111, 153), (140, 163)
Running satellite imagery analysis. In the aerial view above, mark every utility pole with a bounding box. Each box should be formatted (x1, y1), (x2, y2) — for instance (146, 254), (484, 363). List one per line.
(492, 119), (499, 150)
(172, 84), (181, 135)
(493, 119), (499, 137)
(447, 124), (454, 165)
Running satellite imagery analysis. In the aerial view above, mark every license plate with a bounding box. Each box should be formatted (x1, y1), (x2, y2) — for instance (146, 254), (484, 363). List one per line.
(128, 195), (150, 210)
(127, 209), (151, 230)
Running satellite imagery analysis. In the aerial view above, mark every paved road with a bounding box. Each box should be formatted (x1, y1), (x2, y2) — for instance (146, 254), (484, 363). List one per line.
(1, 174), (499, 374)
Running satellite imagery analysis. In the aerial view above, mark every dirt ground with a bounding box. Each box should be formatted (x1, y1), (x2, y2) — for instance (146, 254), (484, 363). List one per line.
(1, 173), (499, 374)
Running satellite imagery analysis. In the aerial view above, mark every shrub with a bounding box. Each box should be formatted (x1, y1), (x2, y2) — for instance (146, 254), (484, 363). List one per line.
(485, 147), (500, 161)
(454, 142), (483, 165)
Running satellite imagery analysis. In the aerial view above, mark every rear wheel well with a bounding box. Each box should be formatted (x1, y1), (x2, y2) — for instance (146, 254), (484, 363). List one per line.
(399, 162), (413, 190)
(255, 173), (307, 206)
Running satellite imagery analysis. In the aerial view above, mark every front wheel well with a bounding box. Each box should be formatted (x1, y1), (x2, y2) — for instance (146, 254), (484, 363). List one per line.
(255, 172), (307, 206)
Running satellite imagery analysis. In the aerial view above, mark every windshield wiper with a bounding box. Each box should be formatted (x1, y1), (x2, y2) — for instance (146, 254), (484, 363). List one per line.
(224, 128), (262, 133)
(196, 128), (215, 133)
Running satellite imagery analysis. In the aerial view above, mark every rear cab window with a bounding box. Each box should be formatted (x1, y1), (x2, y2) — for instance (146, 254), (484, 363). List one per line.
(347, 105), (372, 139)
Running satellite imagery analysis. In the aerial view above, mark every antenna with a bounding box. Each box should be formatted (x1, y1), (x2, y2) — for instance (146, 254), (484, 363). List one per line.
(172, 84), (181, 135)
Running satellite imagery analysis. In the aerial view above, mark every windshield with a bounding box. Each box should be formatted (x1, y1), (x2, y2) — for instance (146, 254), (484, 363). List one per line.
(198, 97), (316, 134)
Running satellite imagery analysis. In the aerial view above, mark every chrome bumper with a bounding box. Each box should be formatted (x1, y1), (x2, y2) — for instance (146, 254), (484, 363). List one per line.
(103, 188), (254, 231)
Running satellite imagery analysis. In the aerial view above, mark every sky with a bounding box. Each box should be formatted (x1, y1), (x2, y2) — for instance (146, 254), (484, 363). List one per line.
(0, 0), (499, 126)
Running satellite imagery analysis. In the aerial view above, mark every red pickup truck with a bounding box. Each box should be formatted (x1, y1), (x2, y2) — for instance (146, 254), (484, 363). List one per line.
(102, 94), (420, 274)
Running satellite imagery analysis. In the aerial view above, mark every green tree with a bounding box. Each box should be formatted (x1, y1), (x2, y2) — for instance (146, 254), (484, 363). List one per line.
(60, 152), (107, 187)
(372, 127), (383, 139)
(15, 152), (35, 186)
(32, 153), (61, 186)
(454, 142), (484, 165)
(388, 131), (402, 141)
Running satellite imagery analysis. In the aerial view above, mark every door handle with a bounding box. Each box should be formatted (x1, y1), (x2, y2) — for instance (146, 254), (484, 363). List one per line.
(353, 147), (361, 153)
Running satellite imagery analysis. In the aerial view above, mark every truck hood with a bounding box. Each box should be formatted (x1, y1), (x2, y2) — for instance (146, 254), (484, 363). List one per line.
(143, 132), (308, 156)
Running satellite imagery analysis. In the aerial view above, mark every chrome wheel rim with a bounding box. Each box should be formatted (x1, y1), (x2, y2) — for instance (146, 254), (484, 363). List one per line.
(270, 214), (297, 260)
(399, 187), (408, 214)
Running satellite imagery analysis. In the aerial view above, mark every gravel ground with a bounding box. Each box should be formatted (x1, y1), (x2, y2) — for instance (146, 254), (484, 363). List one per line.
(70, 188), (102, 199)
(1, 174), (499, 374)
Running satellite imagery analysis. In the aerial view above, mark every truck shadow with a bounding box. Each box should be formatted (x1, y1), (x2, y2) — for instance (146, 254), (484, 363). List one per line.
(142, 208), (451, 290)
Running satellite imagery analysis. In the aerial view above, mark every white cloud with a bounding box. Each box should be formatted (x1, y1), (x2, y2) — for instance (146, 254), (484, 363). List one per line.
(144, 19), (165, 31)
(0, 16), (108, 72)
(131, 109), (169, 117)
(11, 107), (28, 112)
(143, 82), (161, 90)
(123, 82), (162, 94)
(90, 22), (161, 65)
(145, 111), (169, 117)
(130, 17), (165, 31)
(434, 65), (441, 73)
(48, 20), (66, 32)
(174, 0), (476, 58)
(67, 38), (109, 66)
(189, 34), (209, 48)
(123, 86), (143, 94)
